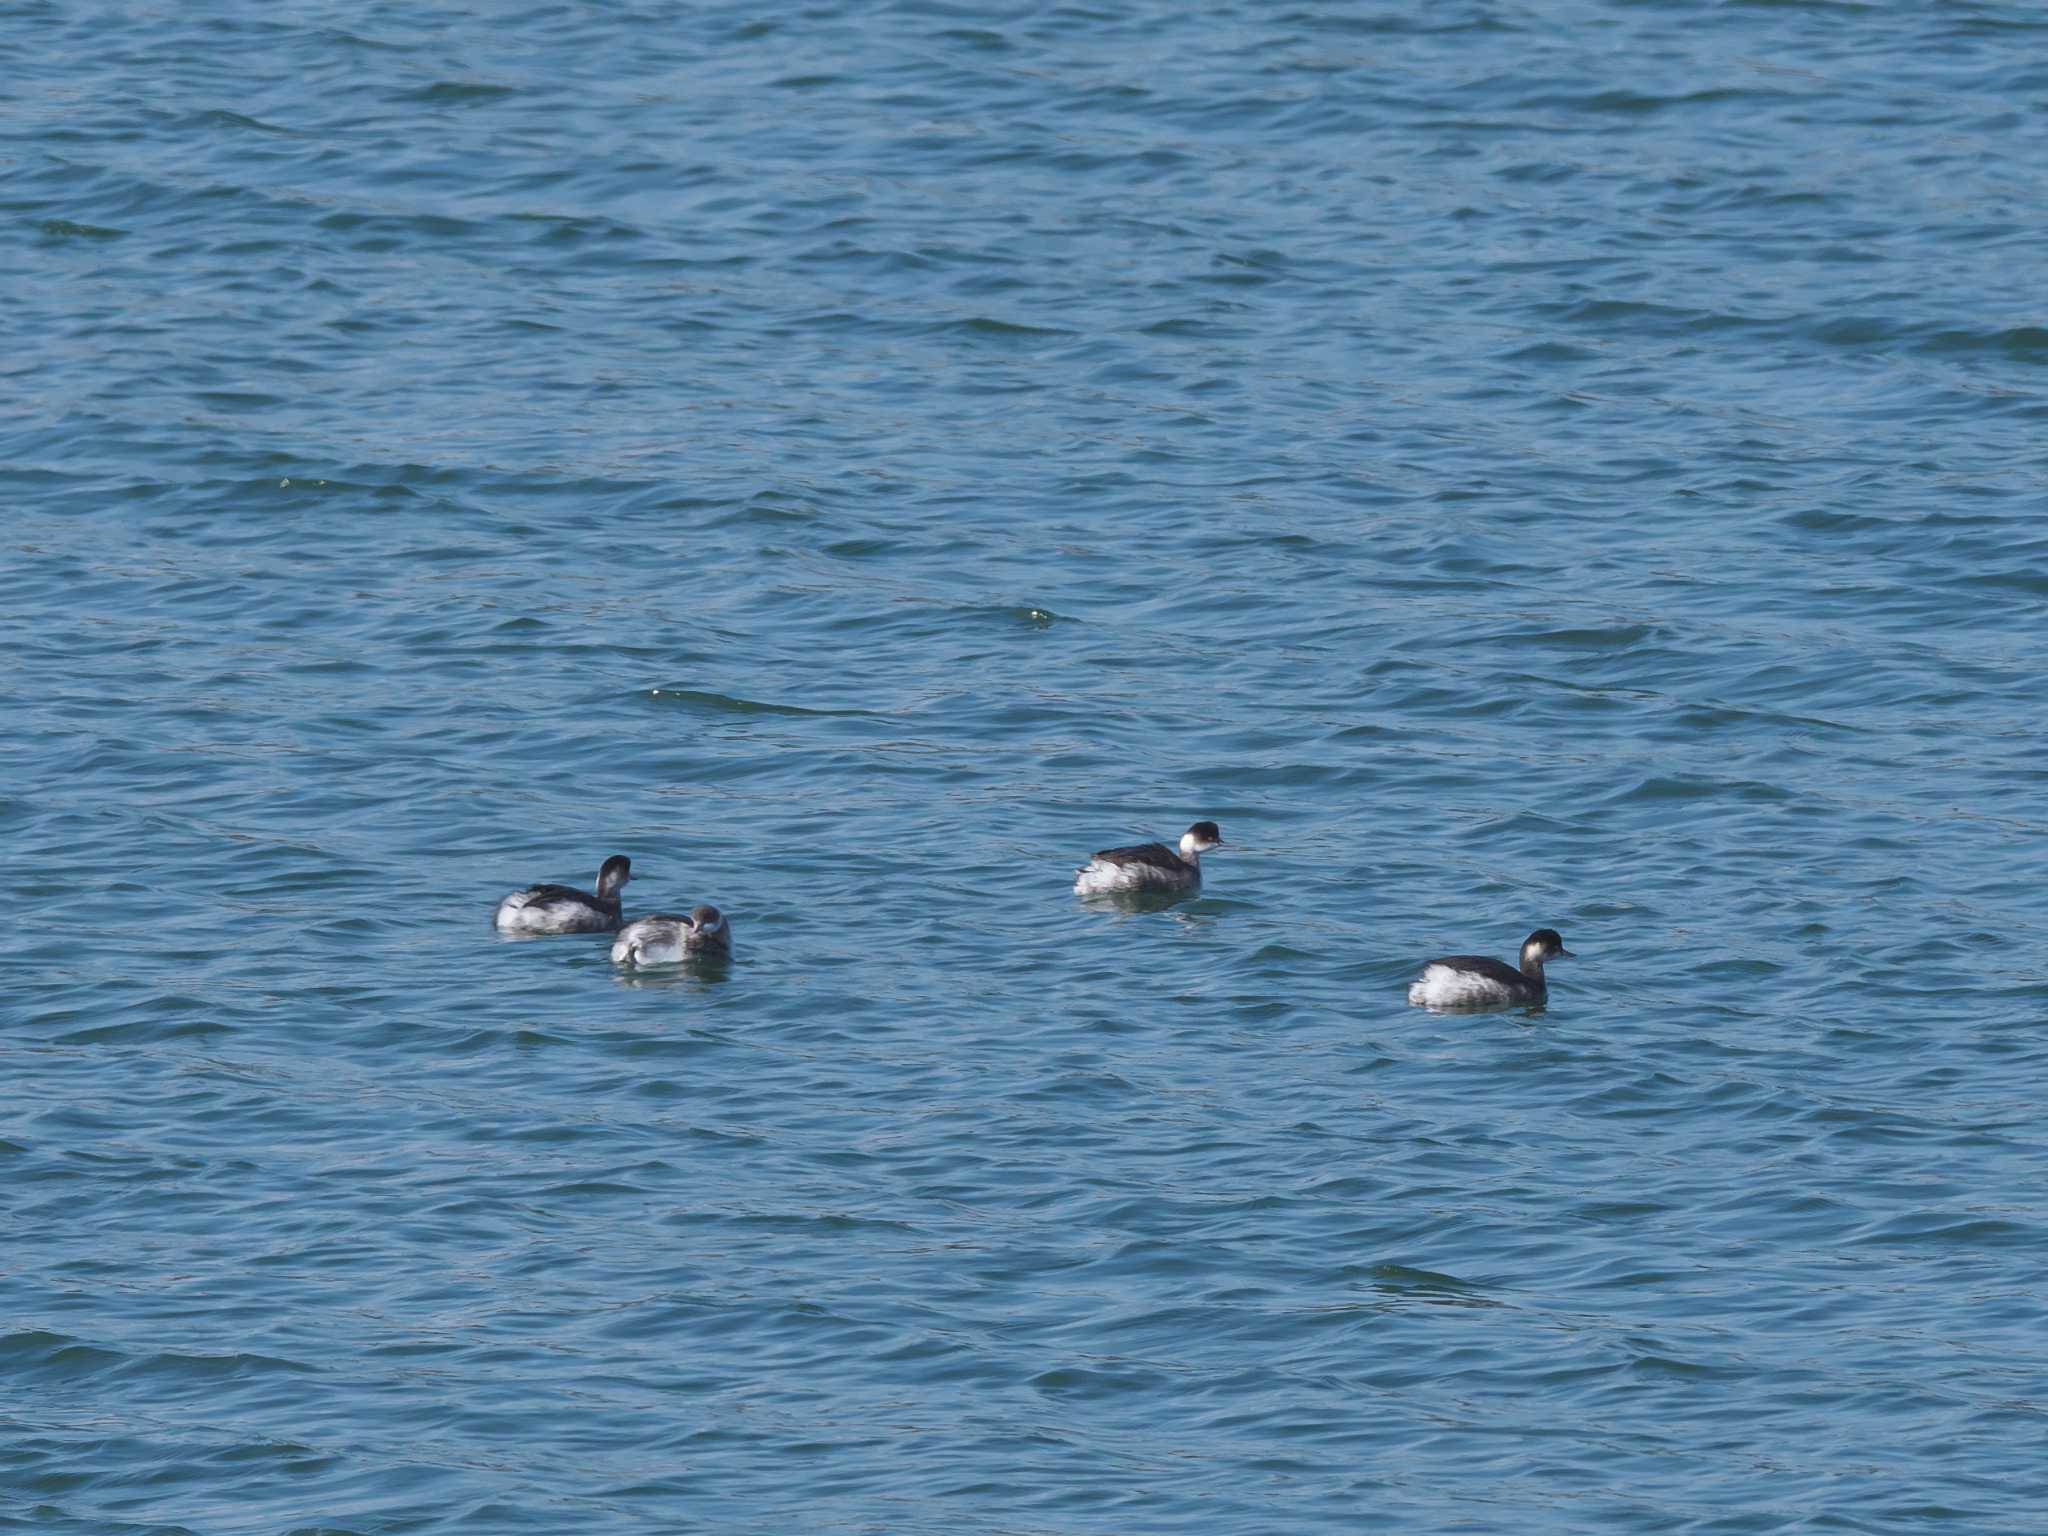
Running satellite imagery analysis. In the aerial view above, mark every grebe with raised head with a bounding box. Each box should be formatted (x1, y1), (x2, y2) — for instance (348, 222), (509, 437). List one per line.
(1072, 821), (1224, 897)
(492, 854), (632, 934)
(1407, 929), (1573, 1009)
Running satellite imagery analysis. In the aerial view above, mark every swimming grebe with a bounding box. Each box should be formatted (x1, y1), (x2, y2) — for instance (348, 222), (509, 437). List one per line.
(1072, 821), (1224, 897)
(611, 904), (732, 966)
(1407, 929), (1573, 1009)
(492, 854), (632, 934)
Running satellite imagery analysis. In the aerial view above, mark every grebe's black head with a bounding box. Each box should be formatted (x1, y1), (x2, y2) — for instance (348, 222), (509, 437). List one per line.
(1522, 929), (1572, 965)
(1181, 821), (1224, 853)
(686, 903), (724, 932)
(597, 855), (633, 895)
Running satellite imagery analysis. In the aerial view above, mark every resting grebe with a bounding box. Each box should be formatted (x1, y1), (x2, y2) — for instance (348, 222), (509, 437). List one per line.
(492, 854), (632, 934)
(1407, 929), (1573, 1009)
(1073, 821), (1224, 897)
(611, 904), (732, 966)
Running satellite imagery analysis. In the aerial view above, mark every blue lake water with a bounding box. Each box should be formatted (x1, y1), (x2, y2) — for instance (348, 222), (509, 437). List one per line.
(6, 3), (2048, 1531)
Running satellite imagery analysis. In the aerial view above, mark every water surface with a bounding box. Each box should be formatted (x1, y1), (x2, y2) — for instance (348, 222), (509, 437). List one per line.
(6, 3), (2048, 1532)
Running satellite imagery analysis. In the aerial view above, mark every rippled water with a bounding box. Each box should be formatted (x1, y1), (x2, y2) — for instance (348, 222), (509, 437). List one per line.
(8, 3), (2048, 1532)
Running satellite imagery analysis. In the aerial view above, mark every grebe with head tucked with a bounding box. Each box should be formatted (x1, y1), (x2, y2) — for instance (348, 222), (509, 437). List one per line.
(611, 904), (732, 966)
(1407, 929), (1573, 1009)
(492, 854), (632, 934)
(1073, 821), (1224, 897)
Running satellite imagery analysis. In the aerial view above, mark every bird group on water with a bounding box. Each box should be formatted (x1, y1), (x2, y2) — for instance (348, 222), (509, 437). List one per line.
(491, 856), (732, 966)
(494, 822), (1574, 1008)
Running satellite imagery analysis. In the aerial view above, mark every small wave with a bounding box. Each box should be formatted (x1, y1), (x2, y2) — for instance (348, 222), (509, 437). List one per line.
(1520, 86), (1763, 114)
(507, 212), (649, 247)
(1627, 1354), (1743, 1381)
(1029, 1363), (1168, 1399)
(195, 389), (286, 411)
(316, 209), (483, 242)
(935, 27), (1012, 52)
(1483, 622), (1658, 651)
(57, 1017), (233, 1046)
(1809, 314), (1905, 348)
(194, 108), (297, 135)
(1782, 507), (1890, 534)
(1948, 566), (2048, 596)
(1922, 324), (2048, 361)
(1610, 775), (1791, 804)
(942, 602), (1066, 629)
(39, 218), (126, 240)
(1362, 1263), (1496, 1306)
(126, 1349), (318, 1381)
(1501, 340), (1597, 365)
(404, 80), (518, 102)
(934, 316), (1078, 341)
(0, 1330), (125, 1380)
(645, 688), (872, 718)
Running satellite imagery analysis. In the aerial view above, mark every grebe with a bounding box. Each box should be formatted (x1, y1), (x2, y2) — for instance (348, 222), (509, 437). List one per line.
(492, 854), (632, 934)
(611, 904), (732, 966)
(1407, 929), (1573, 1009)
(1073, 821), (1224, 897)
